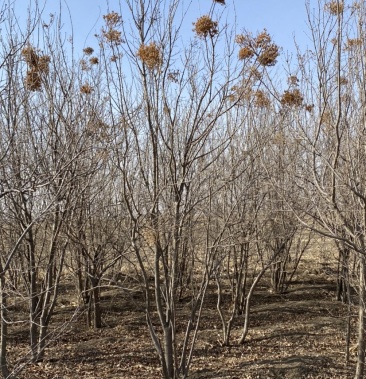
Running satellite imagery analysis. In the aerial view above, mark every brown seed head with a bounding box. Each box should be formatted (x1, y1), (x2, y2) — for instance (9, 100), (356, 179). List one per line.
(80, 83), (93, 94)
(80, 59), (89, 71)
(25, 69), (42, 91)
(288, 75), (299, 86)
(249, 66), (262, 80)
(21, 46), (39, 67)
(236, 30), (279, 67)
(103, 11), (122, 28)
(239, 47), (254, 60)
(103, 29), (123, 44)
(83, 47), (94, 55)
(167, 70), (180, 83)
(305, 104), (314, 113)
(254, 90), (270, 108)
(193, 15), (218, 38)
(280, 89), (303, 107)
(136, 42), (162, 70)
(37, 55), (50, 73)
(325, 1), (344, 15)
(255, 30), (272, 48)
(345, 38), (362, 50)
(258, 44), (279, 66)
(89, 57), (99, 65)
(235, 34), (248, 46)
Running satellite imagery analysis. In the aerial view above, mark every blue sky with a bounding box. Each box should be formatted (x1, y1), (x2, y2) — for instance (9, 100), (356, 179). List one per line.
(13, 0), (315, 57)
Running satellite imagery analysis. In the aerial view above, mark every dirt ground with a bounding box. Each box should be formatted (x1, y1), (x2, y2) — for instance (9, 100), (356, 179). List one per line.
(8, 248), (357, 379)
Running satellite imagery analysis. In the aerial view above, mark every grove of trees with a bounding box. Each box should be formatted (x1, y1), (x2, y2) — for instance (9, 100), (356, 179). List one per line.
(0, 0), (366, 378)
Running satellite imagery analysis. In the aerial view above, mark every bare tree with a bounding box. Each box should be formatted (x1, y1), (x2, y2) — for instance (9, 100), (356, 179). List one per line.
(94, 1), (251, 377)
(290, 1), (366, 377)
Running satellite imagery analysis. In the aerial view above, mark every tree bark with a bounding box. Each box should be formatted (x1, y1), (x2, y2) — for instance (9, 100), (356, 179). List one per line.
(355, 255), (366, 379)
(0, 273), (9, 379)
(239, 265), (268, 344)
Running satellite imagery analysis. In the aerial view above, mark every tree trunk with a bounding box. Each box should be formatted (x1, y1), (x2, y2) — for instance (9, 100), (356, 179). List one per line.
(91, 277), (102, 329)
(239, 265), (268, 344)
(164, 324), (174, 379)
(355, 255), (366, 379)
(0, 273), (9, 379)
(336, 246), (350, 303)
(28, 239), (39, 363)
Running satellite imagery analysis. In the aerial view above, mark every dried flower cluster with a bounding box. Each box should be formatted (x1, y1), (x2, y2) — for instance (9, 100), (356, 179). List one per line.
(325, 1), (344, 15)
(249, 66), (262, 80)
(25, 70), (42, 91)
(214, 0), (225, 4)
(103, 11), (122, 28)
(22, 46), (39, 66)
(193, 15), (218, 38)
(236, 30), (279, 67)
(238, 47), (254, 60)
(21, 46), (50, 91)
(255, 30), (272, 48)
(103, 29), (123, 44)
(288, 75), (299, 86)
(38, 56), (51, 72)
(351, 2), (361, 11)
(80, 83), (93, 95)
(280, 89), (303, 107)
(305, 104), (314, 113)
(89, 57), (99, 65)
(258, 45), (279, 66)
(83, 47), (94, 55)
(102, 12), (123, 45)
(80, 59), (89, 71)
(136, 42), (162, 70)
(345, 38), (362, 50)
(254, 90), (270, 108)
(167, 70), (180, 83)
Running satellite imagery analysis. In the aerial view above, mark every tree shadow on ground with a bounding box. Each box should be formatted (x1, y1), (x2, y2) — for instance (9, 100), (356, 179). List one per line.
(250, 330), (317, 343)
(190, 355), (333, 378)
(240, 354), (333, 378)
